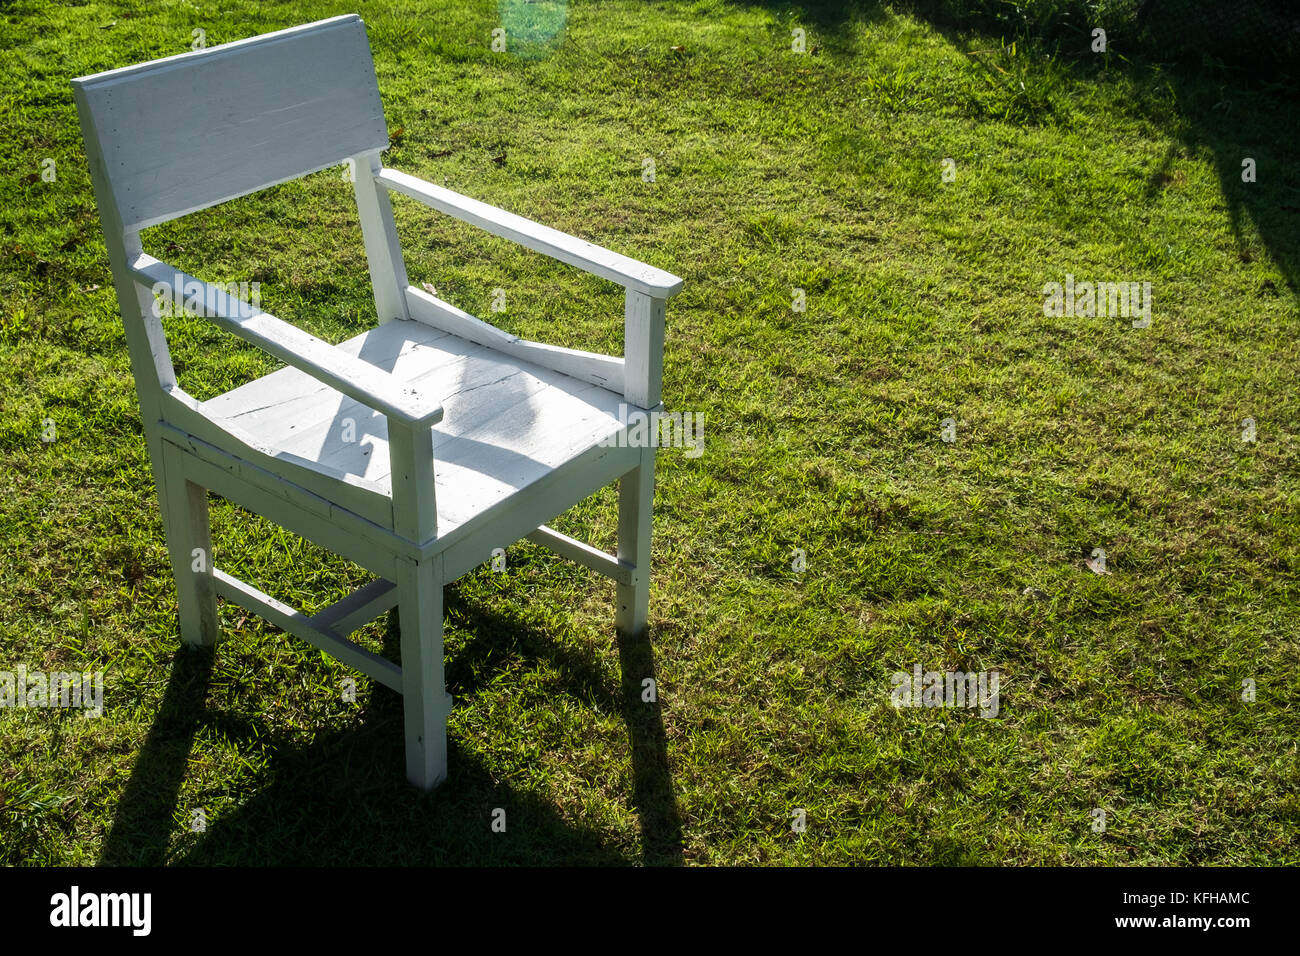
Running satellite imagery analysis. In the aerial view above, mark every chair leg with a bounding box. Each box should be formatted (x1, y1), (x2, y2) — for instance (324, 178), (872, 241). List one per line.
(616, 447), (656, 637)
(159, 445), (219, 647)
(397, 555), (450, 790)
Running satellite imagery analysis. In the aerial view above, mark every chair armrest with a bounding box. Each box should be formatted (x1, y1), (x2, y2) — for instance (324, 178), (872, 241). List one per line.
(129, 254), (444, 428)
(375, 167), (683, 299)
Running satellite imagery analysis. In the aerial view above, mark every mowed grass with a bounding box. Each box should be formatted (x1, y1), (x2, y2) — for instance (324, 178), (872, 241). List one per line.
(1, 0), (1298, 865)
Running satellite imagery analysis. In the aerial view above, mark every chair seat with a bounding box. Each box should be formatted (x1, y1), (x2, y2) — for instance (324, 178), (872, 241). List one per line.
(200, 318), (629, 535)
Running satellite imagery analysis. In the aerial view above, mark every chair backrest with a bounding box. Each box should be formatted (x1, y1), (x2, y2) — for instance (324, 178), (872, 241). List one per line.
(71, 14), (388, 233)
(72, 15), (398, 423)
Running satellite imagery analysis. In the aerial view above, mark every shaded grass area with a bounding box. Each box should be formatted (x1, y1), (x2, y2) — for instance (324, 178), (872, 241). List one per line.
(1, 0), (1297, 864)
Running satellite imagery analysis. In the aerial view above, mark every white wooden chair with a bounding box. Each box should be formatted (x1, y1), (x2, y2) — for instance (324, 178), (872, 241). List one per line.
(72, 14), (681, 789)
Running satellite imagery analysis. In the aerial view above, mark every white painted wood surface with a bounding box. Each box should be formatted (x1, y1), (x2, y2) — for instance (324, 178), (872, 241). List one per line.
(133, 254), (445, 428)
(199, 318), (631, 538)
(311, 577), (399, 638)
(616, 445), (655, 636)
(624, 290), (667, 409)
(212, 568), (403, 692)
(527, 525), (634, 586)
(73, 14), (680, 791)
(405, 285), (626, 393)
(377, 167), (685, 298)
(168, 428), (407, 581)
(71, 15), (387, 231)
(353, 150), (412, 324)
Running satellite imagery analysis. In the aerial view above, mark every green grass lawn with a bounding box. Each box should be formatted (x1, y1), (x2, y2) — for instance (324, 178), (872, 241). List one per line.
(1, 0), (1298, 865)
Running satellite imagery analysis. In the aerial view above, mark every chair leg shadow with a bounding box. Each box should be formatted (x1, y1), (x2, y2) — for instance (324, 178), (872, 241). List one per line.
(446, 589), (686, 866)
(616, 625), (684, 866)
(99, 645), (215, 866)
(100, 603), (684, 865)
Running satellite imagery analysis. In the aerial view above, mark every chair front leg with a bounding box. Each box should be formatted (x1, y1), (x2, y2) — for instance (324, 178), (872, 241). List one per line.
(616, 445), (655, 637)
(397, 554), (450, 790)
(619, 288), (665, 637)
(386, 418), (449, 787)
(159, 441), (219, 647)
